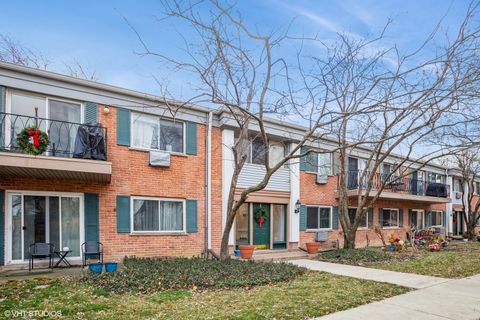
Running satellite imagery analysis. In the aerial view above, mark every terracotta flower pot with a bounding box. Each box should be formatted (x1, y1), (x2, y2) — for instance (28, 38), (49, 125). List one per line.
(239, 245), (255, 259)
(306, 242), (320, 254)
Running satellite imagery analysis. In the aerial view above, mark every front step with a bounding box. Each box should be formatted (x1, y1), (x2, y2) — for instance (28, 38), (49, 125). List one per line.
(251, 249), (312, 262)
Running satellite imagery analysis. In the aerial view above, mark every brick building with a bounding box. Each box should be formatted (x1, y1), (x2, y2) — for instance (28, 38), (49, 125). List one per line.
(0, 61), (469, 268)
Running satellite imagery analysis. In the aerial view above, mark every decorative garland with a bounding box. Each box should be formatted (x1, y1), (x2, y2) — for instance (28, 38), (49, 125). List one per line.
(254, 207), (268, 228)
(16, 126), (50, 155)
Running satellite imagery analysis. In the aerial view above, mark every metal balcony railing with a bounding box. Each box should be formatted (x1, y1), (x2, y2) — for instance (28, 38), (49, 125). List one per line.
(346, 170), (450, 198)
(0, 112), (107, 160)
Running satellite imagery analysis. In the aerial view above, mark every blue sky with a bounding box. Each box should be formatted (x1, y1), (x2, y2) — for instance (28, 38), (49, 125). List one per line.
(0, 0), (470, 102)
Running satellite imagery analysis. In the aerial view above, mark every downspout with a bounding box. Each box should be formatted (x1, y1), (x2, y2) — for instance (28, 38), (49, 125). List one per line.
(205, 111), (213, 254)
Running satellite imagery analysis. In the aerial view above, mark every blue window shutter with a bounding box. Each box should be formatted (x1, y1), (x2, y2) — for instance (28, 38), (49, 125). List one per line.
(399, 208), (404, 227)
(116, 195), (131, 233)
(306, 152), (318, 172)
(408, 209), (413, 227)
(299, 205), (307, 231)
(116, 108), (131, 146)
(0, 190), (4, 265)
(443, 211), (446, 227)
(300, 146), (308, 171)
(332, 206), (339, 230)
(368, 208), (374, 229)
(379, 208), (384, 227)
(186, 122), (197, 155)
(84, 193), (99, 242)
(84, 102), (98, 123)
(186, 199), (198, 232)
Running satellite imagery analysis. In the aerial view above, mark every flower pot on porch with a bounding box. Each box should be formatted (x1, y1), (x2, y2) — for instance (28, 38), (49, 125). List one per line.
(239, 245), (255, 259)
(306, 242), (320, 254)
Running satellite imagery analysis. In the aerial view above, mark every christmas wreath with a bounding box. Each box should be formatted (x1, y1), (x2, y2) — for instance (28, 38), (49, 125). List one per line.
(254, 207), (268, 228)
(16, 126), (50, 155)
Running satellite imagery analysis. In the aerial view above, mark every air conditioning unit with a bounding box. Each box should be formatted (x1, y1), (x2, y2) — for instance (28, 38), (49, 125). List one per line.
(149, 150), (171, 167)
(315, 230), (329, 242)
(316, 174), (328, 184)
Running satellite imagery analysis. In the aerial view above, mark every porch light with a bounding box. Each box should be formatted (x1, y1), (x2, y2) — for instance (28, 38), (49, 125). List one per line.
(294, 199), (301, 213)
(103, 106), (110, 114)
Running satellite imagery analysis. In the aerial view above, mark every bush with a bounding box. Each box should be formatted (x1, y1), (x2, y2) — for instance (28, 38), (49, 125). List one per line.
(319, 247), (392, 264)
(83, 257), (305, 294)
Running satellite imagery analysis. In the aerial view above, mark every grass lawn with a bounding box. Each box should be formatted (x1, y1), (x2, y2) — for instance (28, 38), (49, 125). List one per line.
(0, 272), (409, 319)
(319, 241), (480, 279)
(368, 241), (480, 278)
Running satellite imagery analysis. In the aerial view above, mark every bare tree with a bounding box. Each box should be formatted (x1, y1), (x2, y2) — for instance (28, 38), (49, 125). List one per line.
(307, 3), (480, 248)
(0, 34), (98, 81)
(129, 0), (480, 256)
(455, 150), (480, 239)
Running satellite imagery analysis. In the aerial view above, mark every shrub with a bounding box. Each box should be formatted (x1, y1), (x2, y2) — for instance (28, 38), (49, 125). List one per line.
(319, 247), (392, 264)
(83, 257), (305, 294)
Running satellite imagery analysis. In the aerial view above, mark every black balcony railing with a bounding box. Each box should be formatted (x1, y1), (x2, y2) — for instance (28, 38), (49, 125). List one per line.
(347, 170), (450, 198)
(0, 112), (107, 160)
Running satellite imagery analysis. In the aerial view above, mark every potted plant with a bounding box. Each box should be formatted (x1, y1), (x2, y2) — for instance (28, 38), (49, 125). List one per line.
(462, 232), (469, 242)
(238, 245), (255, 259)
(306, 242), (320, 254)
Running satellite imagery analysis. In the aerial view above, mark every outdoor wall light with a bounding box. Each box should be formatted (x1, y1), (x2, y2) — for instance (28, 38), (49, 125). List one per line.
(103, 106), (110, 114)
(294, 199), (301, 213)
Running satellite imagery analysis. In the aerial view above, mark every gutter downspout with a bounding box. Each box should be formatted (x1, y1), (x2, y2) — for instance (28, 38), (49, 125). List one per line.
(205, 111), (213, 254)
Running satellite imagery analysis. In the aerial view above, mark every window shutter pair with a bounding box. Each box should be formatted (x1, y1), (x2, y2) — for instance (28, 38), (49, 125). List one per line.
(84, 193), (100, 242)
(299, 146), (318, 172)
(115, 195), (197, 233)
(116, 107), (197, 155)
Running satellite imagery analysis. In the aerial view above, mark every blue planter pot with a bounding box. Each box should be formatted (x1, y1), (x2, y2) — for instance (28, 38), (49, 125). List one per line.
(105, 262), (118, 273)
(389, 244), (395, 252)
(89, 263), (103, 273)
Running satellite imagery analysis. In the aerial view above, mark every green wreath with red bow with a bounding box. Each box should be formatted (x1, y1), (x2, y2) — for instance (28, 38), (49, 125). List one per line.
(254, 207), (268, 228)
(16, 126), (50, 155)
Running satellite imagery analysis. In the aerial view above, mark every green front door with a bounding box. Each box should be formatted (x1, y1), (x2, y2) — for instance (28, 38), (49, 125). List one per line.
(253, 203), (270, 249)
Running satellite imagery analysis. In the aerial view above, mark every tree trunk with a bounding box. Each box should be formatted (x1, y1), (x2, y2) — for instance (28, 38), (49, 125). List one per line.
(219, 209), (236, 260)
(343, 229), (357, 249)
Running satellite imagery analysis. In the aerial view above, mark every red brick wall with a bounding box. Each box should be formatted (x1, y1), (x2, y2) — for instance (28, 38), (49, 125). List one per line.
(299, 171), (448, 249)
(1, 106), (223, 262)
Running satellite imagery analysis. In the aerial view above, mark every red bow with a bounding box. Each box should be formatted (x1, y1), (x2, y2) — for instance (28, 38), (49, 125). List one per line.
(258, 216), (265, 228)
(27, 129), (41, 147)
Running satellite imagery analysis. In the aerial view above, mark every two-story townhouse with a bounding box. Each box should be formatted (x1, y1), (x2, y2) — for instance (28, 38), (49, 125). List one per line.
(0, 61), (224, 267)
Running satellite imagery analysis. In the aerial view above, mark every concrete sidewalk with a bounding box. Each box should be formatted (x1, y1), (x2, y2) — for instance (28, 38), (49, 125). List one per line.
(287, 259), (480, 320)
(289, 259), (450, 289)
(317, 274), (480, 320)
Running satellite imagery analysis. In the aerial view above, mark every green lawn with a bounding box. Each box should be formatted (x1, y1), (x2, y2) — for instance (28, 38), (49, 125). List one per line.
(0, 272), (409, 319)
(319, 241), (480, 279)
(368, 242), (480, 278)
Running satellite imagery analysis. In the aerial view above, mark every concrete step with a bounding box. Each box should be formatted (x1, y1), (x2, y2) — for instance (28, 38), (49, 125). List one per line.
(251, 249), (312, 262)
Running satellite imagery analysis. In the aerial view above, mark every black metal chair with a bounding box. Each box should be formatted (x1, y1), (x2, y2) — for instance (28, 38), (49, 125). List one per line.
(81, 241), (103, 266)
(29, 243), (55, 271)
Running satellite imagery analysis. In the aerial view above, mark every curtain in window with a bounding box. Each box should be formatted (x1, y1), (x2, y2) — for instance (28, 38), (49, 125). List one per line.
(61, 197), (80, 256)
(318, 153), (332, 176)
(160, 201), (183, 231)
(49, 99), (81, 156)
(319, 208), (331, 228)
(160, 119), (183, 152)
(132, 113), (158, 149)
(133, 200), (159, 231)
(268, 143), (284, 167)
(251, 138), (265, 164)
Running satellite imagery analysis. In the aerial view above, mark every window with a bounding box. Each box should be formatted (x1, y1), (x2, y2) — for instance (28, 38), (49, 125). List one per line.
(382, 208), (399, 228)
(318, 153), (332, 176)
(430, 211), (443, 227)
(245, 137), (286, 166)
(453, 179), (462, 192)
(132, 198), (184, 232)
(427, 172), (445, 184)
(475, 182), (480, 195)
(131, 112), (184, 153)
(306, 206), (332, 230)
(251, 138), (265, 165)
(348, 208), (368, 228)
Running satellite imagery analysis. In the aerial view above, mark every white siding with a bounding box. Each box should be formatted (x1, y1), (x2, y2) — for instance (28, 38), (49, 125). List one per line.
(237, 164), (290, 192)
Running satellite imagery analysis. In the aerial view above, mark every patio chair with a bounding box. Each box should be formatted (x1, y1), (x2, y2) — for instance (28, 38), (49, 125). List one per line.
(81, 241), (103, 267)
(29, 243), (55, 271)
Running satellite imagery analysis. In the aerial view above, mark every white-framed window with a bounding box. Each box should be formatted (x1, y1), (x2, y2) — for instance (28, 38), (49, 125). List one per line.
(306, 206), (332, 230)
(131, 112), (185, 153)
(427, 172), (446, 184)
(453, 179), (462, 192)
(131, 197), (185, 233)
(348, 207), (369, 228)
(318, 152), (332, 176)
(246, 137), (287, 166)
(382, 208), (399, 228)
(430, 210), (443, 227)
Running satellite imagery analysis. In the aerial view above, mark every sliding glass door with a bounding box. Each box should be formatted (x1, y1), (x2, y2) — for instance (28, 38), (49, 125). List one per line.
(7, 192), (83, 263)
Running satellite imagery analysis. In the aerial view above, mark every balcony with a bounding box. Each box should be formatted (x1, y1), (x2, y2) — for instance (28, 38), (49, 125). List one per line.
(0, 112), (111, 183)
(344, 170), (451, 203)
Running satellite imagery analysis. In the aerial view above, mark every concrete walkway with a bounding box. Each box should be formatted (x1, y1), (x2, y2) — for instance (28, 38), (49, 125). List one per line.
(288, 259), (480, 320)
(289, 259), (449, 289)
